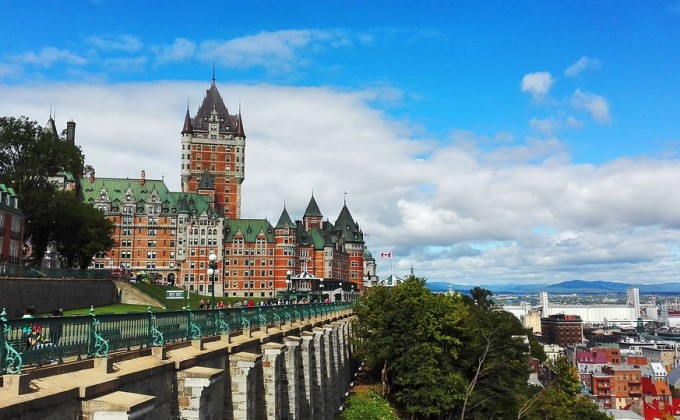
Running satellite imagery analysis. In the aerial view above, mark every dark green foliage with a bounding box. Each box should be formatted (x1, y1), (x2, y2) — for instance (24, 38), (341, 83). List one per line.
(355, 281), (610, 419)
(51, 191), (116, 268)
(0, 116), (114, 267)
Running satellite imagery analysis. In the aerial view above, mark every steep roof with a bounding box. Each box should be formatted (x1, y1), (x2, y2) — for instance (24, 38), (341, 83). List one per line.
(181, 108), (193, 134)
(275, 206), (294, 229)
(304, 195), (323, 218)
(191, 81), (244, 137)
(224, 219), (274, 242)
(334, 204), (363, 243)
(197, 169), (215, 190)
(308, 228), (333, 250)
(45, 117), (59, 139)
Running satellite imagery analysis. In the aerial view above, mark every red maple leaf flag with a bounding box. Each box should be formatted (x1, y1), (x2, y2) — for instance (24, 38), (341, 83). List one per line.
(380, 252), (392, 258)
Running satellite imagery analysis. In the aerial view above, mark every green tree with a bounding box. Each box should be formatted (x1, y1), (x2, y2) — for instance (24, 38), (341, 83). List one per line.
(458, 289), (533, 419)
(354, 276), (468, 418)
(0, 116), (113, 267)
(51, 191), (115, 269)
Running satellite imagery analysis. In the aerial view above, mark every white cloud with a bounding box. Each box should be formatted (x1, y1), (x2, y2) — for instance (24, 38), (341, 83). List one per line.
(86, 35), (143, 52)
(565, 56), (602, 77)
(571, 88), (611, 123)
(529, 115), (583, 135)
(154, 38), (196, 63)
(1, 81), (679, 285)
(197, 30), (350, 71)
(11, 47), (87, 68)
(520, 71), (554, 101)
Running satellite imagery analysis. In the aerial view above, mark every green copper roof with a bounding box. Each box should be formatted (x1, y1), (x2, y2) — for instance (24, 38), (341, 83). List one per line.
(81, 177), (218, 217)
(197, 169), (215, 190)
(81, 178), (171, 204)
(304, 195), (323, 218)
(224, 219), (275, 243)
(334, 204), (363, 243)
(308, 228), (333, 250)
(275, 206), (294, 229)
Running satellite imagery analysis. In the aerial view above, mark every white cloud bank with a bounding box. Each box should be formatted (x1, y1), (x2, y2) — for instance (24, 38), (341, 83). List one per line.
(1, 81), (678, 285)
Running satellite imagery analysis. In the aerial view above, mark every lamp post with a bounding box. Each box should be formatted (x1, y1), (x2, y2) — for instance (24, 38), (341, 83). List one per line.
(207, 252), (217, 309)
(319, 277), (325, 302)
(286, 270), (292, 301)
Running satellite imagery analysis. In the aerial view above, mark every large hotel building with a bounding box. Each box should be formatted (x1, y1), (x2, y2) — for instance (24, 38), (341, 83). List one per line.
(83, 78), (376, 298)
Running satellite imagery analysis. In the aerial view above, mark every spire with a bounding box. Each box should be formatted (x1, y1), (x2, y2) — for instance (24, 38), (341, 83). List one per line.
(235, 109), (246, 138)
(212, 62), (216, 86)
(275, 205), (294, 229)
(304, 194), (323, 218)
(45, 114), (58, 139)
(181, 105), (193, 134)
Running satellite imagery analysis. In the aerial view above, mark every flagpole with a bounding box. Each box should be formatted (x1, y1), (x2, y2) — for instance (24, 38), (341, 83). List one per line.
(390, 254), (394, 277)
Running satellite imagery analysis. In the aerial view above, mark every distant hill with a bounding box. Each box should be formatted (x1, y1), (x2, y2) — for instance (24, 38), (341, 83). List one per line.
(424, 279), (680, 294)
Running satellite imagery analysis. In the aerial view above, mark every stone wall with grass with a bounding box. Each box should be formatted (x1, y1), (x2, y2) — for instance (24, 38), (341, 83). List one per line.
(0, 277), (118, 317)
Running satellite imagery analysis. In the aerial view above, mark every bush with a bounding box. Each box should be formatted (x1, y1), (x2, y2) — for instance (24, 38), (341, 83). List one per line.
(340, 389), (398, 420)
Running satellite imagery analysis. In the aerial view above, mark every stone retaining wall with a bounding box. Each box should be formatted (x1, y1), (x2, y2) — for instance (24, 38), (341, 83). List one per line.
(0, 277), (118, 317)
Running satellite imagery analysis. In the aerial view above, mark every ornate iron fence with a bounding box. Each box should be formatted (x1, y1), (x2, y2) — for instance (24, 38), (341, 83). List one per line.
(0, 302), (351, 374)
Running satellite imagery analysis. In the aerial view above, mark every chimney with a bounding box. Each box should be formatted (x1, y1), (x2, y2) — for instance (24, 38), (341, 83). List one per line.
(66, 120), (76, 144)
(141, 170), (146, 186)
(89, 169), (95, 184)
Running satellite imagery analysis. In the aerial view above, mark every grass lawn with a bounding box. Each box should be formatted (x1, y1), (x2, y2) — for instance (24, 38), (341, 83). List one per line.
(64, 303), (162, 315)
(56, 283), (282, 316)
(130, 282), (274, 310)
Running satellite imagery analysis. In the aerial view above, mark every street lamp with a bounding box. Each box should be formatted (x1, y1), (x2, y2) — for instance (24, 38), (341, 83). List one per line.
(207, 252), (217, 309)
(286, 270), (292, 301)
(320, 278), (324, 302)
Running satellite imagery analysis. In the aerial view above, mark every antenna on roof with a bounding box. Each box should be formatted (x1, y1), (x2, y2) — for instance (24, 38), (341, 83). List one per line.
(49, 103), (52, 119)
(212, 62), (216, 86)
(344, 191), (347, 205)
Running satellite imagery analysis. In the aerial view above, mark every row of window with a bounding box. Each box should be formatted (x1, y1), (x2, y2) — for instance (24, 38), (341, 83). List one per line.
(182, 144), (242, 153)
(183, 154), (243, 163)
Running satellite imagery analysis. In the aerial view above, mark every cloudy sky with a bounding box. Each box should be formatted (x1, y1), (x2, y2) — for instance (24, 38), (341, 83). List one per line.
(2, 1), (680, 286)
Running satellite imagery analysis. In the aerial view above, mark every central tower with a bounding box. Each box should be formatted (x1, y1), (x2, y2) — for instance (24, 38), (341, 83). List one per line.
(181, 77), (246, 219)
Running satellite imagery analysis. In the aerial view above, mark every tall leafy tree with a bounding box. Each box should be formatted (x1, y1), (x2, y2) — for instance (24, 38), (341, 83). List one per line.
(354, 276), (468, 418)
(458, 289), (533, 419)
(355, 282), (610, 419)
(0, 116), (113, 267)
(50, 191), (115, 269)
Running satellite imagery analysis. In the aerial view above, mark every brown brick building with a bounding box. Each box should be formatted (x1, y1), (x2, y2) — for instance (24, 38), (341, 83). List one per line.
(540, 314), (583, 347)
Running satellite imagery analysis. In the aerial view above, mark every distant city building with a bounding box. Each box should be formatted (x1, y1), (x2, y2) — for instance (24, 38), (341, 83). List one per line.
(541, 313), (583, 347)
(506, 291), (640, 327)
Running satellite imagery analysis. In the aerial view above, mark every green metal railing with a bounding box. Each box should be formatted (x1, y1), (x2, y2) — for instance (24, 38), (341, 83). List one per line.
(0, 302), (351, 374)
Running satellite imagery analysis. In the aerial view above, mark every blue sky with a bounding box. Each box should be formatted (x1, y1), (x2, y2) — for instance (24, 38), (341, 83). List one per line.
(2, 1), (680, 285)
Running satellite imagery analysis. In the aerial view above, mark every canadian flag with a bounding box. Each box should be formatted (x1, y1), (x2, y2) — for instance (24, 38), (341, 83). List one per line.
(380, 252), (392, 258)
